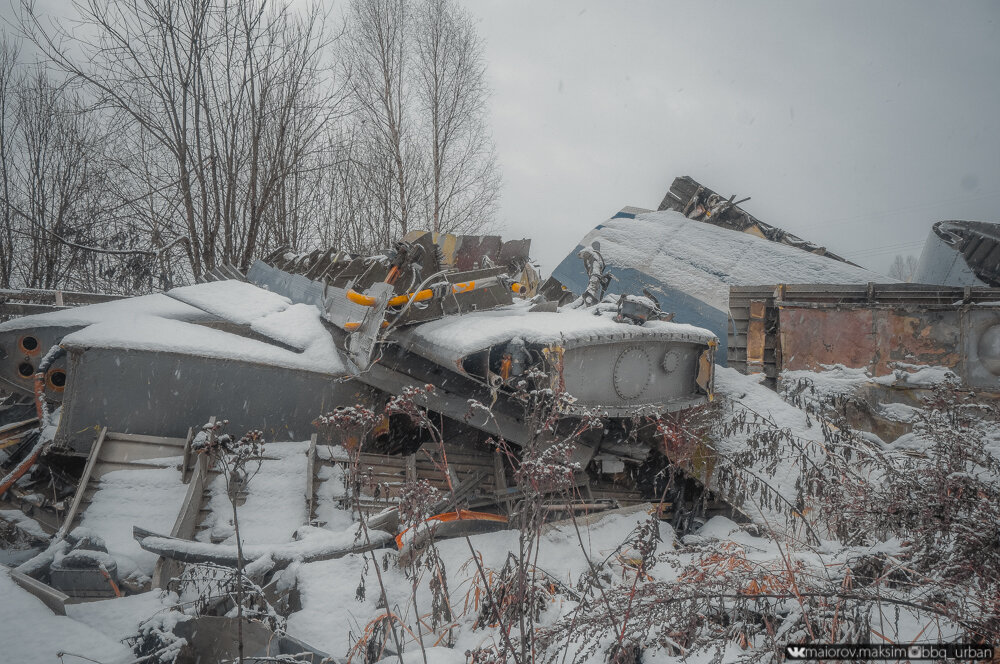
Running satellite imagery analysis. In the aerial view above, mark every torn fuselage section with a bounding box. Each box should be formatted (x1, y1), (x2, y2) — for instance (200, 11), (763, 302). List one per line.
(390, 303), (717, 417)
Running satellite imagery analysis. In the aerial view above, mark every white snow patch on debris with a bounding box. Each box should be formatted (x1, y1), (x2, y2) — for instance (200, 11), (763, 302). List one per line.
(0, 509), (48, 539)
(873, 363), (960, 387)
(198, 441), (311, 546)
(0, 569), (132, 663)
(879, 402), (921, 422)
(712, 367), (833, 531)
(287, 507), (662, 657)
(374, 647), (468, 664)
(583, 211), (890, 311)
(141, 522), (387, 565)
(398, 300), (716, 362)
(66, 589), (176, 644)
(314, 462), (353, 531)
(167, 279), (291, 325)
(252, 302), (333, 352)
(779, 364), (872, 400)
(75, 462), (188, 582)
(60, 307), (346, 375)
(0, 293), (211, 332)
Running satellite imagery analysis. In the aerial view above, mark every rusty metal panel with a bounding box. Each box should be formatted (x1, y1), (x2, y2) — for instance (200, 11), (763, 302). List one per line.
(498, 238), (531, 268)
(746, 300), (767, 373)
(454, 235), (502, 271)
(778, 306), (964, 375)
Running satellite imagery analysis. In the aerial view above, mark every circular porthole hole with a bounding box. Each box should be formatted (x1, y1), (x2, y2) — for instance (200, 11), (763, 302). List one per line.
(18, 335), (40, 355)
(17, 362), (35, 378)
(47, 369), (67, 391)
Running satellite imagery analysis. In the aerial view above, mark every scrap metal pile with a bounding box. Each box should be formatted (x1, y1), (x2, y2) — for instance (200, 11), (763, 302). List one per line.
(4, 177), (996, 662)
(0, 228), (723, 606)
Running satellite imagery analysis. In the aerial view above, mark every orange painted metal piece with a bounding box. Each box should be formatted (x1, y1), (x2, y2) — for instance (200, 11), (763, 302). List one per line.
(499, 355), (512, 381)
(346, 288), (435, 308)
(343, 320), (389, 331)
(347, 280), (523, 309)
(745, 300), (767, 374)
(18, 335), (41, 356)
(0, 439), (43, 496)
(394, 509), (508, 549)
(33, 372), (46, 421)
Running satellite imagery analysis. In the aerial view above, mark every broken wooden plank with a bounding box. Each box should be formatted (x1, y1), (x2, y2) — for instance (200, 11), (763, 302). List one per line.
(59, 427), (107, 536)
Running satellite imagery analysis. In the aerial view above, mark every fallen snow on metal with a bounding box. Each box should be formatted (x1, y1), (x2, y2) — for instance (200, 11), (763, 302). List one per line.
(197, 441), (311, 546)
(0, 569), (133, 663)
(167, 279), (293, 326)
(397, 300), (717, 361)
(60, 304), (346, 375)
(75, 462), (189, 583)
(0, 293), (210, 333)
(583, 211), (889, 312)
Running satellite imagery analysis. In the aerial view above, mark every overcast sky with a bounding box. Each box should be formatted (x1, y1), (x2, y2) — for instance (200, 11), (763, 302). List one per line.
(462, 1), (1000, 276)
(6, 1), (998, 277)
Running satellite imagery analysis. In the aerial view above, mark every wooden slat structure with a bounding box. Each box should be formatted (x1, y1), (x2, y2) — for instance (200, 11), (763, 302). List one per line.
(727, 286), (781, 386)
(60, 428), (189, 537)
(309, 442), (507, 520)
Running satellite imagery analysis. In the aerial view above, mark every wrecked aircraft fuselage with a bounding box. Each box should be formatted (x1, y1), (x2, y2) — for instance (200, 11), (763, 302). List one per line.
(0, 231), (719, 535)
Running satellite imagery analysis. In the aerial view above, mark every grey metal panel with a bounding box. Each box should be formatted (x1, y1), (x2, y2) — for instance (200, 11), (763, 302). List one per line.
(56, 347), (374, 453)
(8, 570), (69, 615)
(246, 260), (327, 308)
(0, 325), (78, 398)
(391, 321), (716, 379)
(561, 340), (702, 413)
(964, 308), (1000, 391)
(915, 220), (1000, 287)
(246, 259), (370, 327)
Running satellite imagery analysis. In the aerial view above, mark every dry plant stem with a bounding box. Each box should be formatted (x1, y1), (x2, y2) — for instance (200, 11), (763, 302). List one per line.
(231, 488), (246, 664)
(351, 458), (405, 664)
(667, 413), (825, 546)
(462, 535), (522, 664)
(410, 572), (429, 664)
(566, 503), (623, 636)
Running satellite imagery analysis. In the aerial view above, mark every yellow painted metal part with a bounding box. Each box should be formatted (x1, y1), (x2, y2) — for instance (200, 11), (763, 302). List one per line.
(696, 346), (716, 401)
(346, 288), (435, 308)
(346, 281), (524, 308)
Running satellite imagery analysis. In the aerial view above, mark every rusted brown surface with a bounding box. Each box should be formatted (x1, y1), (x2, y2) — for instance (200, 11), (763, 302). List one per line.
(746, 300), (767, 373)
(779, 306), (963, 375)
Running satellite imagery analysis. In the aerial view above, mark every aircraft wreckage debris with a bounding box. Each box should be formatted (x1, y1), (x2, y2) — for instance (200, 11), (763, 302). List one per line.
(2, 176), (999, 663)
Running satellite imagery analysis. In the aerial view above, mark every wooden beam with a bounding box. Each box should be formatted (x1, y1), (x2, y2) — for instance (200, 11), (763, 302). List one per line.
(305, 434), (317, 523)
(180, 427), (195, 484)
(59, 427), (107, 536)
(152, 452), (210, 589)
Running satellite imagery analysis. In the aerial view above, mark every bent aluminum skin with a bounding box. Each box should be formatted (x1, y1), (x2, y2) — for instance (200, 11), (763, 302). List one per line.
(55, 343), (374, 454)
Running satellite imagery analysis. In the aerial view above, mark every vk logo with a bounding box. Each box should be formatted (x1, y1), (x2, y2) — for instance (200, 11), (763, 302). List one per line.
(786, 646), (807, 659)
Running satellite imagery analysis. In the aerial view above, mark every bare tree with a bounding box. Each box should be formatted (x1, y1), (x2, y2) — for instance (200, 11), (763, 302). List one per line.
(413, 0), (499, 235)
(9, 67), (120, 290)
(3, 0), (503, 294)
(22, 0), (339, 277)
(888, 253), (919, 282)
(0, 36), (20, 289)
(342, 0), (417, 241)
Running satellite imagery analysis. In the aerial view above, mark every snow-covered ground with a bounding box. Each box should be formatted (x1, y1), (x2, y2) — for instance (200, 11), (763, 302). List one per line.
(76, 461), (188, 583)
(1, 363), (994, 663)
